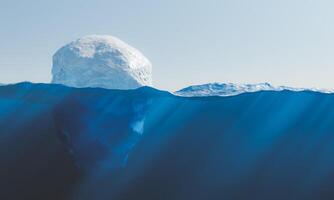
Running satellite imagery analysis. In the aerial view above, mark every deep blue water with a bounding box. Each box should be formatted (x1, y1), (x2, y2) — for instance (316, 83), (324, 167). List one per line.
(1, 82), (334, 199)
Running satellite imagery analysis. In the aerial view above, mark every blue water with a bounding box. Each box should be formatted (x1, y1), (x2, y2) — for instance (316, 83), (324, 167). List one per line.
(0, 82), (334, 199)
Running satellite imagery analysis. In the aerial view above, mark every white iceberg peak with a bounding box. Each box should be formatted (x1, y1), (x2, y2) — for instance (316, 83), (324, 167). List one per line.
(52, 35), (152, 89)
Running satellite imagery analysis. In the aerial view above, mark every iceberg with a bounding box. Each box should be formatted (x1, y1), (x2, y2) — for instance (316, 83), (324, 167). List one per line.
(52, 35), (152, 89)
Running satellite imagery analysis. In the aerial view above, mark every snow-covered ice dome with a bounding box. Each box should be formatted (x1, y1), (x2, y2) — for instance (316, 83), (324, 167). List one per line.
(52, 35), (152, 89)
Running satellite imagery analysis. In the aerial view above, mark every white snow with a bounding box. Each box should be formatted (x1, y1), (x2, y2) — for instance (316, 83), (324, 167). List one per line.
(52, 35), (152, 89)
(175, 83), (333, 97)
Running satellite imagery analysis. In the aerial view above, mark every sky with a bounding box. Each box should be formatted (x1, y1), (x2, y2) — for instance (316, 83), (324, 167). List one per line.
(0, 0), (334, 91)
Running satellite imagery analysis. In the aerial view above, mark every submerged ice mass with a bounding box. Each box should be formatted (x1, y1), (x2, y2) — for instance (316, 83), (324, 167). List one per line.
(52, 35), (152, 89)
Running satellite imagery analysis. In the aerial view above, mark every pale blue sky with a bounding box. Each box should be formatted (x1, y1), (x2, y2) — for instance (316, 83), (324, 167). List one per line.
(0, 0), (333, 90)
